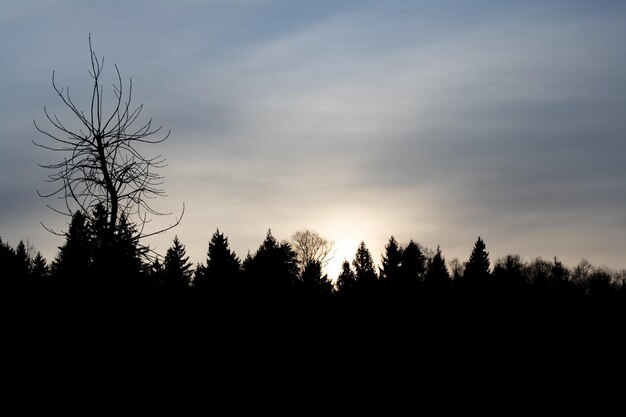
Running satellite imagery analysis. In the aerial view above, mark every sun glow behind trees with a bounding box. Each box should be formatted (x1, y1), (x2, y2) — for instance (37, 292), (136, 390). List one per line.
(326, 238), (360, 281)
(313, 211), (387, 281)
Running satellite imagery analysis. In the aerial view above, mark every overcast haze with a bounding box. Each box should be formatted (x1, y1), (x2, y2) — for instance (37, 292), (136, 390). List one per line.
(1, 0), (625, 278)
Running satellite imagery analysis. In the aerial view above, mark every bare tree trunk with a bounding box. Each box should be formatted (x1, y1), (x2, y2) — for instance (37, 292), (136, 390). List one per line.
(34, 35), (182, 251)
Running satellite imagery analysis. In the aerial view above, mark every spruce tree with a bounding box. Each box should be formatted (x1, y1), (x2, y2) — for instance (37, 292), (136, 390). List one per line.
(52, 211), (92, 288)
(115, 213), (145, 283)
(336, 260), (356, 296)
(193, 263), (207, 289)
(194, 229), (240, 290)
(89, 204), (143, 286)
(30, 252), (50, 285)
(163, 236), (193, 289)
(244, 230), (298, 294)
(241, 252), (253, 282)
(548, 257), (573, 300)
(380, 236), (403, 287)
(147, 258), (165, 287)
(399, 240), (426, 290)
(551, 257), (569, 284)
(15, 241), (31, 282)
(463, 237), (491, 287)
(300, 260), (333, 297)
(352, 241), (378, 293)
(424, 246), (450, 288)
(0, 238), (17, 288)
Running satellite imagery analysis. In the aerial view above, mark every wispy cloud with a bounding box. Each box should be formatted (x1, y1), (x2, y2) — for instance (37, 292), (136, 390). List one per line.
(1, 0), (626, 272)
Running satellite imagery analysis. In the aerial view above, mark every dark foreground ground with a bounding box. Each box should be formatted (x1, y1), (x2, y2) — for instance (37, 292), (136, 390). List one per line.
(4, 286), (625, 410)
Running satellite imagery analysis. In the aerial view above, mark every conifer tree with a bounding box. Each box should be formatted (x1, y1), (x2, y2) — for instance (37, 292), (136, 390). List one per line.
(147, 258), (165, 287)
(244, 230), (299, 294)
(30, 252), (50, 284)
(15, 241), (31, 282)
(113, 213), (145, 280)
(241, 252), (253, 273)
(551, 257), (569, 284)
(162, 236), (193, 289)
(424, 246), (450, 287)
(89, 203), (143, 285)
(463, 237), (491, 287)
(300, 260), (333, 296)
(399, 240), (426, 290)
(0, 238), (17, 288)
(352, 241), (378, 293)
(336, 260), (356, 296)
(194, 229), (240, 290)
(380, 236), (403, 286)
(52, 211), (92, 288)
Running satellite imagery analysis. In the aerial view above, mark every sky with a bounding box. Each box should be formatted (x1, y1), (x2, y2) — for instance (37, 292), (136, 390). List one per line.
(1, 0), (625, 278)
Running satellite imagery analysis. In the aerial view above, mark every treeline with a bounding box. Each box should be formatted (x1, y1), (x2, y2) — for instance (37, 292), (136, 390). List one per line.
(2, 211), (626, 304)
(3, 210), (626, 363)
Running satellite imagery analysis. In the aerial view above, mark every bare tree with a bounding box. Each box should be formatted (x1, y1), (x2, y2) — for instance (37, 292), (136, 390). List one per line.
(34, 36), (182, 241)
(291, 229), (334, 271)
(448, 257), (465, 281)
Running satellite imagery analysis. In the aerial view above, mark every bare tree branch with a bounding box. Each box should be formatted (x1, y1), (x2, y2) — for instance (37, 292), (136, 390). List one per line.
(291, 229), (335, 272)
(34, 34), (183, 253)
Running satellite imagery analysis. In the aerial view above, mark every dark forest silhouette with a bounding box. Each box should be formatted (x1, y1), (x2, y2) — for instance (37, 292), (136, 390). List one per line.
(2, 220), (625, 351)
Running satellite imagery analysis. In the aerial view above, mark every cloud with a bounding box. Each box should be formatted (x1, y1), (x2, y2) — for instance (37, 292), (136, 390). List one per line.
(1, 0), (626, 272)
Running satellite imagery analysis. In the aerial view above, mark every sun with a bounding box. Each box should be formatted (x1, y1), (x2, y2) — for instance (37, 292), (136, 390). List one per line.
(312, 207), (385, 281)
(325, 237), (360, 281)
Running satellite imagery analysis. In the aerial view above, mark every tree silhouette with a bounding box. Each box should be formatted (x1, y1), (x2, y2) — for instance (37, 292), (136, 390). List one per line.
(89, 203), (144, 286)
(551, 257), (569, 284)
(243, 230), (298, 295)
(0, 238), (17, 289)
(336, 260), (356, 296)
(424, 246), (450, 290)
(162, 236), (193, 289)
(585, 266), (616, 304)
(463, 237), (491, 288)
(3, 222), (626, 354)
(241, 252), (253, 274)
(0, 237), (14, 258)
(526, 257), (552, 287)
(291, 229), (334, 272)
(572, 259), (593, 284)
(399, 240), (426, 290)
(493, 255), (527, 295)
(380, 236), (403, 287)
(449, 258), (465, 281)
(113, 213), (145, 280)
(30, 252), (50, 285)
(299, 260), (334, 297)
(146, 258), (165, 288)
(51, 211), (92, 289)
(33, 35), (182, 251)
(194, 229), (240, 290)
(546, 256), (574, 299)
(352, 241), (378, 293)
(14, 241), (31, 283)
